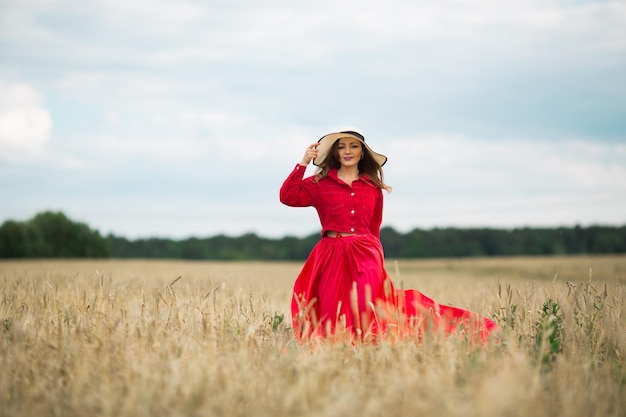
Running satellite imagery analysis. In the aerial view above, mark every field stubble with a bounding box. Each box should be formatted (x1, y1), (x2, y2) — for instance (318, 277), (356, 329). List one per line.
(1, 256), (625, 417)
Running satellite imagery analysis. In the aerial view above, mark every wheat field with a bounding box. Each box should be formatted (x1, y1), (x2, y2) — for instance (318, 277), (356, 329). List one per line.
(1, 256), (625, 417)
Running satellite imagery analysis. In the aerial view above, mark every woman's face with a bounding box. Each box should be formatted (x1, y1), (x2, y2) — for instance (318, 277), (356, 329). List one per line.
(335, 137), (364, 168)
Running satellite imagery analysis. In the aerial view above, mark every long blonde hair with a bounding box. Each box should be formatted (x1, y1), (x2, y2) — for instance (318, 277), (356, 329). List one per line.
(314, 140), (392, 192)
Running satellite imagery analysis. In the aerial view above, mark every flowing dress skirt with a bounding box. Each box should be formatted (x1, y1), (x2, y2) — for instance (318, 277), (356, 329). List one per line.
(291, 234), (498, 343)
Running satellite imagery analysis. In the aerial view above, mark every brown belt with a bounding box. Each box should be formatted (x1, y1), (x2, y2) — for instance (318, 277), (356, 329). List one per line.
(325, 231), (357, 238)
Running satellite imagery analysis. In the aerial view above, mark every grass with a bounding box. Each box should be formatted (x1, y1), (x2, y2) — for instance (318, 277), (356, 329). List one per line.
(1, 256), (625, 417)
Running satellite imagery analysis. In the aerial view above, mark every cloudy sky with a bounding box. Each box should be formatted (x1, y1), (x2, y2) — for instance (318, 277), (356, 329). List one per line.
(1, 0), (625, 239)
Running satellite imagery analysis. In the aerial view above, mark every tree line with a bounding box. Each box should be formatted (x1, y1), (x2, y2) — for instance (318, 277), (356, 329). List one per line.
(0, 211), (110, 258)
(1, 211), (625, 260)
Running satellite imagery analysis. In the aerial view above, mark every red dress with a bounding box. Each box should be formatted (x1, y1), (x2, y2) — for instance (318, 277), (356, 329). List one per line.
(280, 164), (498, 343)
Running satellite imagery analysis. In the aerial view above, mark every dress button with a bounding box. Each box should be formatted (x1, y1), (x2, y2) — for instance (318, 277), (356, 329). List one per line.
(350, 228), (355, 232)
(350, 210), (355, 214)
(350, 192), (355, 196)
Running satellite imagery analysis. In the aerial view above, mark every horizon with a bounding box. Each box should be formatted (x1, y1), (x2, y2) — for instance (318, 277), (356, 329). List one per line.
(3, 209), (625, 242)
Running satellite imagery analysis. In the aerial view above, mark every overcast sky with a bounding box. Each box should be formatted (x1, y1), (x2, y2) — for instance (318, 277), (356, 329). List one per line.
(1, 0), (625, 239)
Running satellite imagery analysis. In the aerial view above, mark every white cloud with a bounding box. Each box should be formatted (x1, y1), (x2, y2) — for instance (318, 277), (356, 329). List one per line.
(381, 134), (626, 231)
(386, 134), (626, 193)
(0, 82), (52, 161)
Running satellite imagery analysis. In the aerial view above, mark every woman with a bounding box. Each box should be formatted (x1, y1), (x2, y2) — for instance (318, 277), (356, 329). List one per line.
(280, 129), (498, 343)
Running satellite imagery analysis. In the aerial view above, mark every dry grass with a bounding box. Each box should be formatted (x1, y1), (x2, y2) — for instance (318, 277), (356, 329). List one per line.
(1, 256), (625, 417)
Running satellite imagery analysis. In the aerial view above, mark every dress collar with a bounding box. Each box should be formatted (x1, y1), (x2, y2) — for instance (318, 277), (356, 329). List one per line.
(327, 167), (375, 186)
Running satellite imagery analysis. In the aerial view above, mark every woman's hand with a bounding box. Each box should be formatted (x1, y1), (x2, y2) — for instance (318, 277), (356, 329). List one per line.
(300, 143), (319, 166)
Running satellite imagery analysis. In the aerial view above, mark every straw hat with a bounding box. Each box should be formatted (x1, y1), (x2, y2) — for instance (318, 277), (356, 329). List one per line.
(313, 129), (387, 166)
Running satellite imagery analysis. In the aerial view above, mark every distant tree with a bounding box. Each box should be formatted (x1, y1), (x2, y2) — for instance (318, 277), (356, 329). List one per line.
(0, 211), (110, 258)
(180, 237), (206, 259)
(587, 226), (626, 253)
(0, 220), (43, 257)
(102, 221), (625, 260)
(380, 226), (404, 257)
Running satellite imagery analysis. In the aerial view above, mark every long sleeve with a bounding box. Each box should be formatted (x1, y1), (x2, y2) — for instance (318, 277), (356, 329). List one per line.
(368, 188), (384, 239)
(279, 164), (316, 207)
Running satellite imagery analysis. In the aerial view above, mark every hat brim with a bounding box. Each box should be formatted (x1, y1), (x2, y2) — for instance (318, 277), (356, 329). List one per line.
(313, 132), (387, 167)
